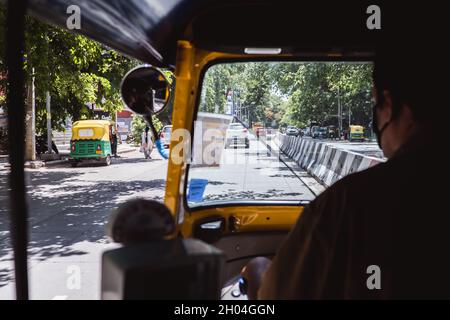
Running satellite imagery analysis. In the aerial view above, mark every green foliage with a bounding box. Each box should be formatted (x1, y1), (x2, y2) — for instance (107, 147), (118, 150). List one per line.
(0, 2), (372, 134)
(200, 62), (373, 129)
(0, 5), (139, 133)
(130, 115), (162, 145)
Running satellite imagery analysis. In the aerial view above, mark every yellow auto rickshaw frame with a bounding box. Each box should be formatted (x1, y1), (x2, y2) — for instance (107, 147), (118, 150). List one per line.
(164, 41), (308, 238)
(71, 119), (115, 141)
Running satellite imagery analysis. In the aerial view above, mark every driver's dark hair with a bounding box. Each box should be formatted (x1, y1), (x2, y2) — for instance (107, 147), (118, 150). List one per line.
(373, 41), (447, 126)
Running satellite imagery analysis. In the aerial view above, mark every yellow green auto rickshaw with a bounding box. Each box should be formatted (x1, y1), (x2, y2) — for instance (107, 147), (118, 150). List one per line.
(349, 125), (365, 142)
(69, 120), (114, 166)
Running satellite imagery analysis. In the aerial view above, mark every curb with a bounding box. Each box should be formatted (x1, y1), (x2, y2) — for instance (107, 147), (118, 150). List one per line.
(1, 147), (137, 168)
(117, 148), (137, 154)
(43, 159), (69, 167)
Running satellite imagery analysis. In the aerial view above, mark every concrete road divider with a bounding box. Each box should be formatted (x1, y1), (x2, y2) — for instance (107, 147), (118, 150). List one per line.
(276, 134), (385, 187)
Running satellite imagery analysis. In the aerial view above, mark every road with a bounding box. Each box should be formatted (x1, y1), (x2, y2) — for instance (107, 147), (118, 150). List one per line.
(0, 148), (167, 299)
(189, 135), (318, 206)
(0, 134), (325, 300)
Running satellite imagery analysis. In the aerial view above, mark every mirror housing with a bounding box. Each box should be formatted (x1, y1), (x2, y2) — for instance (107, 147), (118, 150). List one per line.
(120, 65), (171, 116)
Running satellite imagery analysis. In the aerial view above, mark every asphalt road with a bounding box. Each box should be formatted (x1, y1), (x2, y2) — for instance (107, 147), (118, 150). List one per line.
(0, 134), (326, 300)
(0, 148), (168, 299)
(189, 135), (317, 206)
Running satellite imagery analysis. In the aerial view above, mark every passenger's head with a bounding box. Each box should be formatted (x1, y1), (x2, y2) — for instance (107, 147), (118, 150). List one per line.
(372, 41), (446, 158)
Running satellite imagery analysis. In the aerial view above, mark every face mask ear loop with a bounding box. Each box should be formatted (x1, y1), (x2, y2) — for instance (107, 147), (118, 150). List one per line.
(373, 93), (392, 149)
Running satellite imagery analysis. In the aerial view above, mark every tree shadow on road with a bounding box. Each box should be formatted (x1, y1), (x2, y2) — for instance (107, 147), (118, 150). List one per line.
(0, 168), (166, 288)
(203, 189), (304, 202)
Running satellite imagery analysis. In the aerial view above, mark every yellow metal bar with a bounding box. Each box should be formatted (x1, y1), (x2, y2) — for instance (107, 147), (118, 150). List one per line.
(164, 41), (196, 224)
(164, 41), (304, 234)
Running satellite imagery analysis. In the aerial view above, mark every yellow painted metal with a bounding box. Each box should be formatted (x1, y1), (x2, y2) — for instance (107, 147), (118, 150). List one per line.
(181, 205), (305, 238)
(71, 120), (113, 141)
(164, 40), (305, 235)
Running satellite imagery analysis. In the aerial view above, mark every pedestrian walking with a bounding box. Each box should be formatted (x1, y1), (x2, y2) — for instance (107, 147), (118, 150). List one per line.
(110, 125), (119, 157)
(140, 126), (153, 159)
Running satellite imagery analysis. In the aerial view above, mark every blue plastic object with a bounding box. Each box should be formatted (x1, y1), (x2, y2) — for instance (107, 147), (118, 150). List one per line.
(155, 139), (169, 159)
(187, 179), (209, 203)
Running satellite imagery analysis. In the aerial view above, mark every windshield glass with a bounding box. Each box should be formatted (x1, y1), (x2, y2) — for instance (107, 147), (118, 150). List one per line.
(186, 61), (376, 208)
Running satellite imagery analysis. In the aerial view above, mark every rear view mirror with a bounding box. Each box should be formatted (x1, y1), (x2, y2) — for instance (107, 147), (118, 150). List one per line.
(121, 65), (171, 115)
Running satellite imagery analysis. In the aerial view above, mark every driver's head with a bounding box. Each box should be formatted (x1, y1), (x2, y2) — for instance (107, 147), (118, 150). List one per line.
(372, 41), (446, 157)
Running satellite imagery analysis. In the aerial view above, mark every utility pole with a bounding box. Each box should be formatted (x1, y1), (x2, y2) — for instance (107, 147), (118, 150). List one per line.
(348, 105), (351, 126)
(25, 68), (36, 160)
(46, 91), (52, 154)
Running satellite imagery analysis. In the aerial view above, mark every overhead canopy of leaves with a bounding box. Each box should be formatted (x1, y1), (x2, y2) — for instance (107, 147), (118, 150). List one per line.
(0, 5), (142, 133)
(200, 62), (373, 129)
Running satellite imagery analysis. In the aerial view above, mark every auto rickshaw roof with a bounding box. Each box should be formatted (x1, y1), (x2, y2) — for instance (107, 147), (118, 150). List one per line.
(72, 119), (113, 128)
(23, 0), (434, 68)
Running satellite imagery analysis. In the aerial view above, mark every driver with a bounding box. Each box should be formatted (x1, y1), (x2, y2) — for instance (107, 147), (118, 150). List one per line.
(241, 41), (449, 299)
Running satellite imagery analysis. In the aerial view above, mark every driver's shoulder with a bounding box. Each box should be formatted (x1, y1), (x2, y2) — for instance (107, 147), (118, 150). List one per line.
(309, 161), (391, 215)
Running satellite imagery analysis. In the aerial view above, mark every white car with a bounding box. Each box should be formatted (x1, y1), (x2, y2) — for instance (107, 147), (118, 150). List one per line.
(286, 125), (299, 136)
(159, 125), (172, 148)
(225, 123), (249, 149)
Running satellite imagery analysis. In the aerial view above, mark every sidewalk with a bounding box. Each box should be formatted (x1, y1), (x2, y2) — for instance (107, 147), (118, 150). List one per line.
(0, 143), (138, 169)
(117, 143), (138, 154)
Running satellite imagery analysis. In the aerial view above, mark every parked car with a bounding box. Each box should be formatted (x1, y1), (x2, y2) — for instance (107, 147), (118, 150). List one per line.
(286, 125), (299, 136)
(311, 126), (320, 138)
(225, 123), (249, 148)
(313, 126), (327, 139)
(159, 125), (172, 148)
(318, 127), (328, 139)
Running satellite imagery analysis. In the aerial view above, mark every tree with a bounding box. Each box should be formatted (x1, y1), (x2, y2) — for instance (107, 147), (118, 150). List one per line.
(278, 62), (372, 128)
(0, 5), (139, 133)
(0, 5), (176, 158)
(130, 115), (162, 145)
(199, 61), (373, 130)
